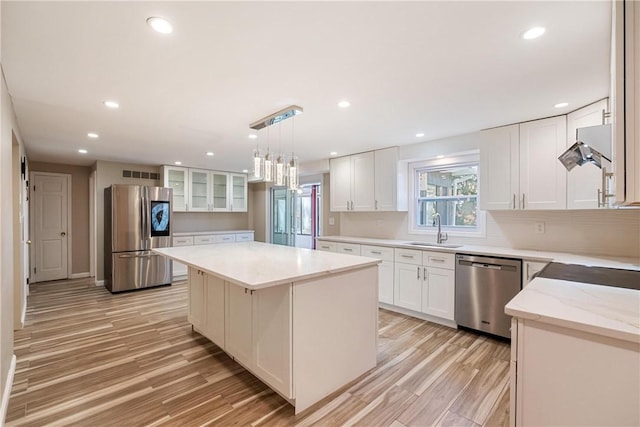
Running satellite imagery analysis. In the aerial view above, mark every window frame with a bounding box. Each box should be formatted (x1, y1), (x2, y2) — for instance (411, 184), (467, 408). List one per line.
(408, 153), (485, 237)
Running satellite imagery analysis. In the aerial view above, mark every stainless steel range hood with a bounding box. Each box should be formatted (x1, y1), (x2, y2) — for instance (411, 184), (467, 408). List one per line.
(558, 123), (612, 171)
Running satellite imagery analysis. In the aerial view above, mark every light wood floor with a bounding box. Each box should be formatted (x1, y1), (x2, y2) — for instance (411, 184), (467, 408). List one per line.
(7, 278), (510, 427)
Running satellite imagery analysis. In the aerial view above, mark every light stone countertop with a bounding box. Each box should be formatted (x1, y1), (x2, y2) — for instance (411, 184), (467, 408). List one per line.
(173, 230), (254, 237)
(153, 241), (380, 289)
(317, 235), (640, 270)
(505, 277), (640, 343)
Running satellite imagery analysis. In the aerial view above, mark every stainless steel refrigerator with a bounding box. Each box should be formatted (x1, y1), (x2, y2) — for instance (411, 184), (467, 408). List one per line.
(104, 185), (173, 293)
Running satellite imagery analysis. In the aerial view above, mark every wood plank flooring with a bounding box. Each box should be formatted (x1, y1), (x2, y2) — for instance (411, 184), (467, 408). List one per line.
(7, 278), (510, 426)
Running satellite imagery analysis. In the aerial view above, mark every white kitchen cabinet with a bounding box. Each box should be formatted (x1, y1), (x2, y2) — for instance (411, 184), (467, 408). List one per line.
(393, 261), (422, 312)
(566, 99), (610, 209)
(329, 156), (351, 211)
(236, 232), (254, 242)
(225, 282), (293, 398)
(336, 242), (361, 255)
(480, 124), (519, 210)
(393, 248), (455, 320)
(162, 166), (189, 211)
(522, 260), (548, 286)
(211, 172), (230, 211)
(189, 168), (211, 211)
(362, 244), (394, 305)
(161, 166), (247, 212)
(188, 268), (226, 348)
(252, 284), (292, 398)
(511, 318), (639, 426)
(230, 173), (248, 212)
(519, 116), (567, 210)
(225, 283), (253, 368)
(480, 116), (567, 210)
(330, 147), (405, 212)
(172, 235), (193, 277)
(316, 241), (337, 252)
(613, 0), (640, 206)
(188, 267), (205, 330)
(212, 234), (235, 243)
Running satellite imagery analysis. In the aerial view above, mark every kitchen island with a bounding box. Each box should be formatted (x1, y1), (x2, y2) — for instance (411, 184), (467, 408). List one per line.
(153, 242), (380, 414)
(505, 276), (640, 426)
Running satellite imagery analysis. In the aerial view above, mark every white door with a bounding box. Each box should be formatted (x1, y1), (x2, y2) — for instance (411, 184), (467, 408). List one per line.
(225, 282), (253, 367)
(422, 267), (455, 320)
(567, 99), (609, 209)
(32, 172), (69, 282)
(188, 267), (205, 329)
(519, 116), (568, 210)
(204, 274), (225, 348)
(378, 260), (394, 304)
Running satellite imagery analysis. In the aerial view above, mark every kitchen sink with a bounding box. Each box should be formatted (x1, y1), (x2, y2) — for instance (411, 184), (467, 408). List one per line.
(406, 242), (463, 249)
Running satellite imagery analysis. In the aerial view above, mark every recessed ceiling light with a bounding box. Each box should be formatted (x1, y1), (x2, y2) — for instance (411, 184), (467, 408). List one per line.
(248, 134), (257, 139)
(147, 17), (173, 34)
(416, 133), (425, 138)
(554, 102), (569, 108)
(87, 132), (99, 139)
(436, 155), (445, 159)
(78, 149), (88, 154)
(338, 100), (351, 108)
(174, 161), (182, 165)
(330, 151), (338, 156)
(206, 152), (214, 156)
(242, 169), (249, 173)
(103, 100), (119, 109)
(522, 26), (546, 40)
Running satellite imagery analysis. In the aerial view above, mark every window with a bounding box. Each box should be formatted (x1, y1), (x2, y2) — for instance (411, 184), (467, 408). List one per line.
(409, 155), (484, 236)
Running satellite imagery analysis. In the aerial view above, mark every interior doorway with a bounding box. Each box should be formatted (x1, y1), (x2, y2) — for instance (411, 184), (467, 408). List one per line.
(271, 183), (320, 249)
(30, 171), (72, 282)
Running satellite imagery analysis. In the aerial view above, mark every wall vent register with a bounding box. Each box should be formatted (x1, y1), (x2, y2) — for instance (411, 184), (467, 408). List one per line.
(122, 170), (161, 180)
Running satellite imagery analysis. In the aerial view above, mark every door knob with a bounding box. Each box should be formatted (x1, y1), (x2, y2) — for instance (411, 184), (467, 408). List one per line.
(26, 240), (31, 245)
(61, 232), (66, 237)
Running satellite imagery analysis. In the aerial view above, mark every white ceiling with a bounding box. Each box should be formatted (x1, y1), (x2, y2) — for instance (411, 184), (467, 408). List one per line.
(2, 1), (611, 172)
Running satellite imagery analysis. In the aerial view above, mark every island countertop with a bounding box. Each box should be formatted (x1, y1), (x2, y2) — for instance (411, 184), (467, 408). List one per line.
(505, 277), (640, 343)
(153, 241), (380, 290)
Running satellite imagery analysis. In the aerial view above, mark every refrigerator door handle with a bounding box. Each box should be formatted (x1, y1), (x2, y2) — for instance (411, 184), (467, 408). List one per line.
(118, 252), (156, 258)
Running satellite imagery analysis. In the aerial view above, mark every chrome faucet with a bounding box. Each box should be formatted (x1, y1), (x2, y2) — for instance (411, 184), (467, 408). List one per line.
(433, 212), (448, 244)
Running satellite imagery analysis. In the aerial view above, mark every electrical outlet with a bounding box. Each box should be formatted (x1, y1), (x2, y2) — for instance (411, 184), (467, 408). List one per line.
(328, 217), (335, 226)
(534, 221), (545, 234)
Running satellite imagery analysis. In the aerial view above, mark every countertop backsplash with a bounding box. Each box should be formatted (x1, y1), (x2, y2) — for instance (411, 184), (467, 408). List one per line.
(337, 209), (640, 259)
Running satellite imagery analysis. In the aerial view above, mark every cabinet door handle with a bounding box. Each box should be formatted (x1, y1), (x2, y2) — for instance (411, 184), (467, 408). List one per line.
(400, 254), (414, 259)
(431, 258), (445, 263)
(424, 267), (427, 280)
(513, 194), (516, 210)
(186, 203), (189, 211)
(521, 194), (525, 209)
(343, 248), (353, 252)
(375, 200), (378, 210)
(351, 201), (354, 210)
(371, 251), (382, 255)
(417, 266), (420, 279)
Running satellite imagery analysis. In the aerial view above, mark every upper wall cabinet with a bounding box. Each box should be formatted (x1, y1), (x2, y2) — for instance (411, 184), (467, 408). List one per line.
(566, 99), (609, 209)
(480, 116), (567, 210)
(161, 166), (247, 213)
(330, 147), (406, 212)
(612, 0), (640, 206)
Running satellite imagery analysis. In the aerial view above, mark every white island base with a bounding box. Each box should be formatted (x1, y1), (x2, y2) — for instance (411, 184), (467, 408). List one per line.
(154, 242), (379, 414)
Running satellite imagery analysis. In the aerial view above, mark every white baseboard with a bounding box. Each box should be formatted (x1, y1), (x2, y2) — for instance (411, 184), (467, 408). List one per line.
(378, 302), (458, 330)
(70, 272), (91, 279)
(95, 280), (105, 287)
(1, 354), (16, 425)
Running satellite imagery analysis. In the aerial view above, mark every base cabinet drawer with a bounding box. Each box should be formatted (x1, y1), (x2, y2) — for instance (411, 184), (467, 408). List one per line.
(236, 232), (254, 242)
(173, 236), (194, 246)
(214, 234), (236, 243)
(317, 241), (337, 252)
(194, 235), (215, 245)
(336, 242), (361, 255)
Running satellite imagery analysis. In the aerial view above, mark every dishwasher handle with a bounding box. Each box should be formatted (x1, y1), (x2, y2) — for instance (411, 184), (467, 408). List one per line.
(471, 262), (503, 270)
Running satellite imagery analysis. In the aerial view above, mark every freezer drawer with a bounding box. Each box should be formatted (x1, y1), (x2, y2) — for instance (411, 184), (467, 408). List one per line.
(109, 251), (172, 292)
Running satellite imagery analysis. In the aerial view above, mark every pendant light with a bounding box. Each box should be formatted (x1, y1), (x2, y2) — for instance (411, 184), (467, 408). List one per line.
(263, 127), (273, 182)
(275, 122), (286, 186)
(287, 115), (299, 191)
(249, 105), (303, 185)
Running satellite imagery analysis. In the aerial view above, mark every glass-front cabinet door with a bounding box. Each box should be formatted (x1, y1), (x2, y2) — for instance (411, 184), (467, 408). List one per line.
(230, 174), (247, 212)
(211, 172), (229, 211)
(163, 166), (189, 212)
(189, 169), (210, 212)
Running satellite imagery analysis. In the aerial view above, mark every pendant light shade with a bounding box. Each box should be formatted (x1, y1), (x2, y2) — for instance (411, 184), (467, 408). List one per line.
(288, 155), (299, 190)
(264, 151), (273, 182)
(253, 148), (263, 179)
(275, 154), (286, 186)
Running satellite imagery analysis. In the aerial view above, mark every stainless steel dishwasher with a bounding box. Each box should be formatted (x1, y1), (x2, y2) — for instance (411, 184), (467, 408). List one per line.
(455, 254), (522, 339)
